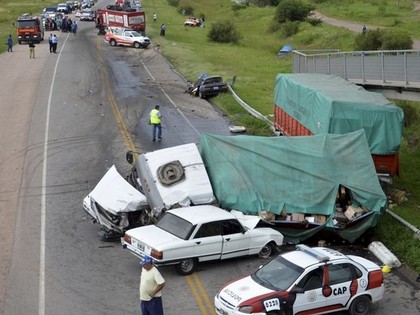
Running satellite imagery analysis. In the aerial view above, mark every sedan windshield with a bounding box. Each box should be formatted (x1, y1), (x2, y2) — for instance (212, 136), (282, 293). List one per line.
(252, 256), (304, 291)
(156, 212), (194, 240)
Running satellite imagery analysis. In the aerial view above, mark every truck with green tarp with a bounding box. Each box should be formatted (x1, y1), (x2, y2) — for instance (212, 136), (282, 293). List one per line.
(273, 73), (404, 178)
(199, 130), (388, 243)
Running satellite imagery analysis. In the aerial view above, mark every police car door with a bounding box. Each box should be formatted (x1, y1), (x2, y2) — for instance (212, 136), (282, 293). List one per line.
(293, 267), (327, 314)
(323, 263), (353, 309)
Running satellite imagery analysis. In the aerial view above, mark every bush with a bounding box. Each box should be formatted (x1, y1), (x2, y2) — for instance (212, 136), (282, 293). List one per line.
(167, 0), (179, 7)
(274, 0), (314, 23)
(306, 17), (322, 26)
(178, 5), (194, 16)
(207, 21), (242, 43)
(282, 20), (299, 37)
(250, 0), (279, 7)
(354, 28), (413, 51)
(399, 101), (418, 128)
(232, 3), (248, 12)
(380, 30), (413, 50)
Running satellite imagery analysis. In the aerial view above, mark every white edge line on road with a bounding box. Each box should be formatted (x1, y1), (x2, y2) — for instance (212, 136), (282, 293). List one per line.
(39, 32), (70, 315)
(141, 60), (201, 136)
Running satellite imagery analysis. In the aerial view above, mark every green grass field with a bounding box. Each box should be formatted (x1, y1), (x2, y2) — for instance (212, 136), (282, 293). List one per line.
(1, 0), (419, 272)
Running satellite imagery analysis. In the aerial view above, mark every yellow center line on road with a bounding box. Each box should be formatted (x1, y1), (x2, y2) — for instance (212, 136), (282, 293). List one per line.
(186, 273), (217, 315)
(96, 36), (138, 156)
(96, 36), (215, 314)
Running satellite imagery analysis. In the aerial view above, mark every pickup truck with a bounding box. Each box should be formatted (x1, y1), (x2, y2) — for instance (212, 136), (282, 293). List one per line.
(105, 27), (150, 49)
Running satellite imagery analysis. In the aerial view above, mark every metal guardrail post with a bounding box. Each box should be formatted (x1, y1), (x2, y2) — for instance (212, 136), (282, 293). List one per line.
(361, 52), (366, 82)
(343, 53), (347, 80)
(404, 52), (408, 85)
(381, 52), (385, 83)
(327, 54), (331, 74)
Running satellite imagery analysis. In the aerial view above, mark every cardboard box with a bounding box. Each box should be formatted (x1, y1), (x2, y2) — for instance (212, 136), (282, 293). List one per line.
(291, 213), (305, 222)
(313, 215), (327, 224)
(344, 206), (356, 220)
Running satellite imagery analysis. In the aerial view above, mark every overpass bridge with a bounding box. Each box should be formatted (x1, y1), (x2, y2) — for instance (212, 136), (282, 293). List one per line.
(292, 49), (420, 102)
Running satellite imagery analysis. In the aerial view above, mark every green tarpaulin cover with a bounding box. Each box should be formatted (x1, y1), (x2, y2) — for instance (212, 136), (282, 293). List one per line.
(199, 130), (387, 243)
(274, 73), (404, 154)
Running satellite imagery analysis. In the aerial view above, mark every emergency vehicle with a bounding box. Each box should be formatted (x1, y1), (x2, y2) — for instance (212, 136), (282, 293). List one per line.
(215, 244), (385, 315)
(16, 14), (44, 44)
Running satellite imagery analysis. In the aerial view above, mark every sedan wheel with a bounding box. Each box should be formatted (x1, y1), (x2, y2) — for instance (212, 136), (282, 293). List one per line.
(175, 258), (196, 276)
(199, 90), (205, 99)
(110, 39), (117, 47)
(258, 242), (276, 258)
(349, 295), (371, 315)
(134, 42), (141, 49)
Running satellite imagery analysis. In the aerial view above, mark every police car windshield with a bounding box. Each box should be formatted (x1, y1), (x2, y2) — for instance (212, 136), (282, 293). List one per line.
(252, 256), (304, 291)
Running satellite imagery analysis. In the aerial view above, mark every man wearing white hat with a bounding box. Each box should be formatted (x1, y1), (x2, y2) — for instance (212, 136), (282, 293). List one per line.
(139, 256), (165, 315)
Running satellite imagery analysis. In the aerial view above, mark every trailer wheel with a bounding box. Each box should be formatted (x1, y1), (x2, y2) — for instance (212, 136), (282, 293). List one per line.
(18, 40), (22, 44)
(133, 42), (141, 49)
(110, 39), (117, 46)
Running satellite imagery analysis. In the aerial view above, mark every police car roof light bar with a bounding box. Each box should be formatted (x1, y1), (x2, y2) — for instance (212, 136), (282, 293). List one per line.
(296, 244), (330, 262)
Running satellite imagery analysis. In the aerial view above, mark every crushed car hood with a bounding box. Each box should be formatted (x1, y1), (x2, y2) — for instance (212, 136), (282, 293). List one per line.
(89, 165), (148, 215)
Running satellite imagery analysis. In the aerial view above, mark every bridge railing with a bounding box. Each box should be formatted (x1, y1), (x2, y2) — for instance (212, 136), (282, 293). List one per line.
(292, 49), (420, 86)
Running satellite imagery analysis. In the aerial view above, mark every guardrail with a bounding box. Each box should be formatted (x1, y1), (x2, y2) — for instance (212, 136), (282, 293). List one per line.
(292, 49), (420, 87)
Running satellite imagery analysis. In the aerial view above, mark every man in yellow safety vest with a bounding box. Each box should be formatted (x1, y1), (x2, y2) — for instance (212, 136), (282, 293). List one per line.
(149, 105), (163, 141)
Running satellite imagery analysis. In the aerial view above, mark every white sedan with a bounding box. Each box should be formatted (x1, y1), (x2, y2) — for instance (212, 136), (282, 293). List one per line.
(215, 244), (385, 315)
(121, 205), (284, 275)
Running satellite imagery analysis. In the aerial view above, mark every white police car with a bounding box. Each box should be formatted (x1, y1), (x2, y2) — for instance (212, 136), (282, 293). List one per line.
(215, 244), (384, 315)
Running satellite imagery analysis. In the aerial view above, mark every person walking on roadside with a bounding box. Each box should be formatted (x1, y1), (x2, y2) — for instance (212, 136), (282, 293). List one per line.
(160, 23), (166, 36)
(7, 35), (13, 52)
(71, 21), (78, 36)
(149, 105), (162, 141)
(139, 256), (165, 315)
(48, 34), (53, 52)
(52, 34), (58, 53)
(28, 41), (35, 59)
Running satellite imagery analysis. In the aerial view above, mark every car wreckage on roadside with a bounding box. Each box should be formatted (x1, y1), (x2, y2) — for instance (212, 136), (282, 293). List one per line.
(185, 73), (229, 99)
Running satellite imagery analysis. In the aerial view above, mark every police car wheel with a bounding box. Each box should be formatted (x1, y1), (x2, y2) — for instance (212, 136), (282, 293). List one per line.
(175, 258), (196, 276)
(258, 242), (276, 258)
(348, 295), (371, 315)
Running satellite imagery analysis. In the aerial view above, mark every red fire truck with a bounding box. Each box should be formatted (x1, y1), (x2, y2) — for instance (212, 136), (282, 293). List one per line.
(96, 8), (146, 34)
(16, 14), (44, 44)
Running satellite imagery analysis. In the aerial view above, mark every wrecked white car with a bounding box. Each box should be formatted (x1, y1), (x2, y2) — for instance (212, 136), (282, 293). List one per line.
(84, 143), (217, 238)
(83, 165), (149, 239)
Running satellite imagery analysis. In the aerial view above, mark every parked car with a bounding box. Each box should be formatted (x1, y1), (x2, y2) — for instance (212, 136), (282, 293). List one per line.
(57, 3), (69, 14)
(105, 27), (151, 49)
(186, 73), (229, 99)
(184, 17), (201, 27)
(215, 244), (385, 315)
(80, 8), (95, 21)
(43, 7), (58, 19)
(121, 205), (284, 275)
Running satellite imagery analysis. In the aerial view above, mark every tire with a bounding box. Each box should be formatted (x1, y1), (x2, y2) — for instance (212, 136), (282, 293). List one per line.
(175, 258), (196, 276)
(134, 42), (141, 49)
(199, 90), (205, 99)
(258, 242), (277, 258)
(110, 39), (117, 46)
(348, 295), (371, 315)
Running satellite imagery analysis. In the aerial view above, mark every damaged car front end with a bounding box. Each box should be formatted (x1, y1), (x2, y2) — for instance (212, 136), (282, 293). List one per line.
(83, 165), (149, 239)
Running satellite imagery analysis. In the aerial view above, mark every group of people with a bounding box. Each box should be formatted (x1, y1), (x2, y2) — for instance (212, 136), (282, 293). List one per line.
(48, 34), (59, 53)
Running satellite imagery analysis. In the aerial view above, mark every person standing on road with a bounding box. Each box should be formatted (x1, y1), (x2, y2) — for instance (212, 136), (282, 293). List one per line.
(28, 41), (35, 59)
(52, 34), (58, 53)
(71, 22), (78, 36)
(7, 35), (13, 52)
(48, 34), (53, 53)
(139, 256), (165, 315)
(149, 105), (162, 141)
